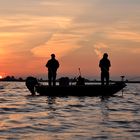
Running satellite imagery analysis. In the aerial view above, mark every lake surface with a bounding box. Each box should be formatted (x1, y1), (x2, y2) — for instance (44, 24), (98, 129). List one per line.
(0, 82), (140, 140)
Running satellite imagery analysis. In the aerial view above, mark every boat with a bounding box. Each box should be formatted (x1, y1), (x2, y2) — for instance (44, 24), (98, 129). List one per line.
(25, 76), (126, 96)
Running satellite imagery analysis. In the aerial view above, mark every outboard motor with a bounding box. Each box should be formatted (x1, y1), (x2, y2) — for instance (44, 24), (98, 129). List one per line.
(25, 76), (39, 95)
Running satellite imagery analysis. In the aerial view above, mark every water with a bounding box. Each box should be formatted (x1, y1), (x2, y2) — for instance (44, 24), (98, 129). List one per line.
(0, 82), (140, 140)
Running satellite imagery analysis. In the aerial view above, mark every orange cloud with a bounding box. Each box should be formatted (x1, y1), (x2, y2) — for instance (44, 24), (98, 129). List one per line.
(93, 43), (108, 59)
(108, 31), (140, 42)
(31, 33), (81, 58)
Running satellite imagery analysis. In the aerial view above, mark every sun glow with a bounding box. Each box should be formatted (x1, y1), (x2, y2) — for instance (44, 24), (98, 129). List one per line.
(0, 75), (3, 79)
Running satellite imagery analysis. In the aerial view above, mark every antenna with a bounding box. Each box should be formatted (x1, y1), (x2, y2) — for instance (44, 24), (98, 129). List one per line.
(78, 68), (82, 77)
(120, 75), (125, 96)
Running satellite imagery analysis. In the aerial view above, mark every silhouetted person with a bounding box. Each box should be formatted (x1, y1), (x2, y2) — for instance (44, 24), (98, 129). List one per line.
(46, 54), (59, 86)
(99, 53), (111, 85)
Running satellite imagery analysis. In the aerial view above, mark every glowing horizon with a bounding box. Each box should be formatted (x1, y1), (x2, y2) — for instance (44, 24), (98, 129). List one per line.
(0, 0), (140, 80)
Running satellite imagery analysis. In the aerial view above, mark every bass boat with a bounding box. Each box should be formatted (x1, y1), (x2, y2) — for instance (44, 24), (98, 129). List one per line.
(25, 76), (126, 96)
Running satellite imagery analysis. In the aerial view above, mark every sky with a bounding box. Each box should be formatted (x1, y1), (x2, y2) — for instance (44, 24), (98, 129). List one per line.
(0, 0), (140, 80)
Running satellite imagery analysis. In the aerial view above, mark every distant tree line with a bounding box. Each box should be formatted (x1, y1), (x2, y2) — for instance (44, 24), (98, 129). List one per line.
(0, 76), (91, 82)
(0, 76), (24, 81)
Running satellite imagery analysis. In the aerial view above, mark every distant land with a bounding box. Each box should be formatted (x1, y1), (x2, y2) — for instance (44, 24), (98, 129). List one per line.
(0, 76), (24, 81)
(0, 75), (140, 83)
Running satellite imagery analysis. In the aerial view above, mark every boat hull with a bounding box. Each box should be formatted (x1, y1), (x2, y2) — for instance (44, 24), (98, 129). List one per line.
(35, 82), (126, 96)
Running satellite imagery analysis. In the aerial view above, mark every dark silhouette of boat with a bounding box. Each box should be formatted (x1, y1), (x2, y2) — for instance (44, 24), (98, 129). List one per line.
(25, 77), (126, 96)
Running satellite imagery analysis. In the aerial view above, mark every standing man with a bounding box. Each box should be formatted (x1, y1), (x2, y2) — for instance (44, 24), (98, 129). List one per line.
(99, 53), (111, 85)
(46, 54), (59, 86)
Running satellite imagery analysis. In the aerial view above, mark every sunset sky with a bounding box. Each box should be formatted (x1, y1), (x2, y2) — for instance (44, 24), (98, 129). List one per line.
(0, 0), (140, 80)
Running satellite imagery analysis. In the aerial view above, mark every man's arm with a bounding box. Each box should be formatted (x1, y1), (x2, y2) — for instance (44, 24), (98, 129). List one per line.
(46, 60), (49, 68)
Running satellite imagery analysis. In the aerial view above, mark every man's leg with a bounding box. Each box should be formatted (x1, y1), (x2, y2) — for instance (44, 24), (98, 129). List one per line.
(53, 73), (56, 86)
(101, 72), (104, 85)
(48, 72), (52, 86)
(105, 72), (109, 85)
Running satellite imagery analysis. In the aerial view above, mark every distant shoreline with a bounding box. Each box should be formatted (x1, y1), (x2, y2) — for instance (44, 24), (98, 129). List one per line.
(0, 75), (140, 83)
(0, 79), (140, 83)
(90, 81), (140, 83)
(84, 80), (140, 83)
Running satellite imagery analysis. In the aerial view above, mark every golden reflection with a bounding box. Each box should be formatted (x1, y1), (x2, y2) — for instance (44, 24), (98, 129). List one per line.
(0, 112), (50, 131)
(9, 114), (24, 120)
(110, 112), (134, 121)
(22, 112), (49, 118)
(0, 121), (6, 128)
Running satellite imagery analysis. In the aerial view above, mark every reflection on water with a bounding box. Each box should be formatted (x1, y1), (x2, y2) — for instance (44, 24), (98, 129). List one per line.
(0, 82), (140, 139)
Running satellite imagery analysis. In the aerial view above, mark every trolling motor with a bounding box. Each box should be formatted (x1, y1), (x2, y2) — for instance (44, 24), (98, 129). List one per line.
(25, 76), (39, 95)
(115, 76), (126, 86)
(114, 76), (126, 96)
(121, 76), (125, 82)
(76, 68), (85, 85)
